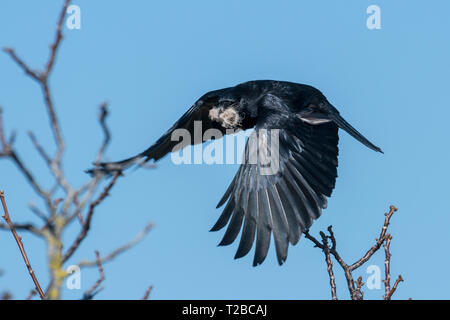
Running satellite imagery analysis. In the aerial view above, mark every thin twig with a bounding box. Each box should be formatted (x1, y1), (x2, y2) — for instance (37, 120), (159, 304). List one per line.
(40, 0), (72, 163)
(305, 205), (400, 300)
(304, 230), (323, 249)
(0, 191), (45, 299)
(82, 251), (105, 299)
(66, 102), (112, 224)
(1, 0), (147, 299)
(1, 48), (41, 81)
(383, 234), (393, 298)
(349, 205), (397, 271)
(142, 285), (153, 300)
(306, 227), (356, 299)
(0, 222), (43, 237)
(27, 131), (51, 165)
(0, 108), (52, 209)
(43, 0), (72, 78)
(355, 276), (364, 300)
(320, 231), (337, 300)
(3, 1), (73, 185)
(386, 275), (403, 300)
(78, 222), (154, 268)
(28, 201), (49, 223)
(62, 173), (120, 263)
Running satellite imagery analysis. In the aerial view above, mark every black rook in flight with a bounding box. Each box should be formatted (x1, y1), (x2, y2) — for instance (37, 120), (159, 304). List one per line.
(88, 80), (382, 266)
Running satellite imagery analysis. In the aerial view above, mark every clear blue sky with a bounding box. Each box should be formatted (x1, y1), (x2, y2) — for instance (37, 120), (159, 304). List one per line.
(1, 0), (449, 300)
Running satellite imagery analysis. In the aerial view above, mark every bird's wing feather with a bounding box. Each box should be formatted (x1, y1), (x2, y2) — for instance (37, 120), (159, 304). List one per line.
(88, 94), (227, 174)
(298, 101), (383, 153)
(212, 94), (339, 266)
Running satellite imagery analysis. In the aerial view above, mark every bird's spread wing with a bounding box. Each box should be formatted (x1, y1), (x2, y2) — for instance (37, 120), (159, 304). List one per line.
(212, 94), (339, 266)
(88, 94), (228, 174)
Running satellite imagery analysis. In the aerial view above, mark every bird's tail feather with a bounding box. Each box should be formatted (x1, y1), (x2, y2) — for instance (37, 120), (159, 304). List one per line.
(328, 112), (383, 153)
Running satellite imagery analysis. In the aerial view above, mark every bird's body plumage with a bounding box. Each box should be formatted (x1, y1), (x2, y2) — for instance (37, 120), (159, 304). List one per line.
(89, 80), (382, 266)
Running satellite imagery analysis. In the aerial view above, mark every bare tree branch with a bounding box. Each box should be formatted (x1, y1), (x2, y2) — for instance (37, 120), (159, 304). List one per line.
(27, 131), (51, 166)
(0, 222), (43, 237)
(0, 0), (154, 300)
(28, 201), (49, 223)
(78, 222), (154, 268)
(2, 1), (73, 196)
(1, 48), (41, 81)
(82, 251), (105, 300)
(349, 205), (397, 271)
(306, 205), (402, 300)
(355, 276), (364, 300)
(142, 285), (153, 300)
(43, 0), (72, 78)
(66, 102), (113, 224)
(305, 227), (357, 299)
(3, 0), (72, 162)
(320, 231), (337, 300)
(0, 191), (45, 299)
(383, 233), (403, 300)
(386, 275), (404, 300)
(383, 233), (393, 298)
(0, 108), (52, 206)
(62, 173), (120, 264)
